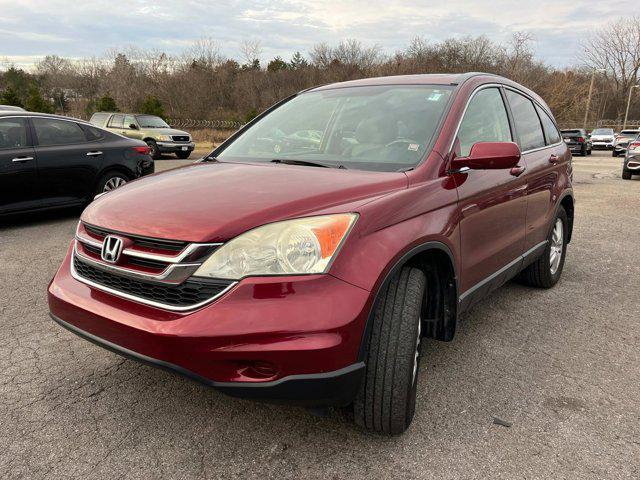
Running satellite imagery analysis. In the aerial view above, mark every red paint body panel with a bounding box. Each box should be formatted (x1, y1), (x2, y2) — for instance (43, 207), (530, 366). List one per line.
(48, 73), (573, 402)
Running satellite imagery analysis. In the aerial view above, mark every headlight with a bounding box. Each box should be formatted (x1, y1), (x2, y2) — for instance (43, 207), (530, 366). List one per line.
(157, 135), (172, 141)
(194, 214), (357, 280)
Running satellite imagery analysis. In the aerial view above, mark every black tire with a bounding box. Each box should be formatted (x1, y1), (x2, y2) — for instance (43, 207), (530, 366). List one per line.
(353, 266), (426, 435)
(622, 168), (632, 180)
(581, 145), (586, 156)
(176, 151), (191, 159)
(587, 147), (592, 156)
(612, 150), (618, 157)
(95, 171), (129, 196)
(146, 140), (161, 159)
(518, 206), (568, 288)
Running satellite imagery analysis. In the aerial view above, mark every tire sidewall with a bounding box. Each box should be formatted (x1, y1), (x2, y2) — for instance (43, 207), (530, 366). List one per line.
(545, 207), (569, 285)
(146, 140), (161, 159)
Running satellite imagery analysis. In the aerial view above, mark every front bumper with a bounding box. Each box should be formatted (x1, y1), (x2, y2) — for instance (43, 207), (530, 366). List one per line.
(48, 244), (372, 406)
(591, 140), (613, 149)
(156, 141), (195, 153)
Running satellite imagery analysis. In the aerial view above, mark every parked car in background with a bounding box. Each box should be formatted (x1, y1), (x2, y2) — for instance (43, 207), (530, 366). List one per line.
(612, 129), (640, 157)
(0, 112), (153, 216)
(589, 127), (615, 150)
(561, 128), (591, 156)
(89, 112), (195, 160)
(0, 105), (26, 111)
(622, 133), (640, 180)
(49, 72), (574, 435)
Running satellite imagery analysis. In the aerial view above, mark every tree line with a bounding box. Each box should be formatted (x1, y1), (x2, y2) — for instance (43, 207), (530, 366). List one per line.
(1, 17), (639, 129)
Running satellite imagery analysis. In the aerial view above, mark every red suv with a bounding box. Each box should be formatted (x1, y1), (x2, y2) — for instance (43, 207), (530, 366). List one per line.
(49, 73), (574, 434)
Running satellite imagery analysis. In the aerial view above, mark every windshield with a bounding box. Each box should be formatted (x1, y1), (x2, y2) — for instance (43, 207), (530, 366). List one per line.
(592, 128), (613, 135)
(217, 85), (453, 172)
(136, 115), (169, 128)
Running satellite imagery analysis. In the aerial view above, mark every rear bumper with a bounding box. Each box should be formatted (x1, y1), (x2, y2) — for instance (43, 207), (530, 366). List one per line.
(48, 244), (372, 406)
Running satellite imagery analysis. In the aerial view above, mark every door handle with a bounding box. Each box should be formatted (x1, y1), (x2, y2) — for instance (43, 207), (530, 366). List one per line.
(549, 154), (559, 164)
(510, 165), (526, 177)
(86, 151), (103, 157)
(12, 156), (34, 162)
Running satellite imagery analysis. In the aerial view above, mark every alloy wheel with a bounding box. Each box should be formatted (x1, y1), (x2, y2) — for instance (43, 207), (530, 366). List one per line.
(103, 176), (127, 192)
(549, 218), (564, 275)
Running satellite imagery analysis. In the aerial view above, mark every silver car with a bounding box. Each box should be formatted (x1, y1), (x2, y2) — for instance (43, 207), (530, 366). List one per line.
(622, 133), (640, 180)
(589, 127), (615, 150)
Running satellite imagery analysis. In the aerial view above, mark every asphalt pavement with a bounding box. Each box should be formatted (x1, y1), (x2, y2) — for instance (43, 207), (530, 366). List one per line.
(0, 150), (638, 479)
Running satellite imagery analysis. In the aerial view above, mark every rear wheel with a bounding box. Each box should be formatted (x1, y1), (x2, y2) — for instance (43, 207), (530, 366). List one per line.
(612, 150), (618, 157)
(146, 140), (161, 159)
(518, 206), (568, 288)
(622, 168), (632, 180)
(353, 266), (426, 435)
(95, 171), (129, 196)
(581, 145), (587, 156)
(176, 151), (191, 159)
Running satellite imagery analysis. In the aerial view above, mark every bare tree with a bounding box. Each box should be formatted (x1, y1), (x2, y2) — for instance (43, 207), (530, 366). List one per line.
(239, 39), (263, 66)
(583, 17), (640, 118)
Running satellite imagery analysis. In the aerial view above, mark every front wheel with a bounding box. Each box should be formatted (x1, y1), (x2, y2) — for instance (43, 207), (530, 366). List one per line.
(612, 150), (618, 157)
(622, 168), (632, 180)
(518, 206), (568, 288)
(176, 151), (191, 159)
(353, 266), (426, 435)
(146, 140), (161, 160)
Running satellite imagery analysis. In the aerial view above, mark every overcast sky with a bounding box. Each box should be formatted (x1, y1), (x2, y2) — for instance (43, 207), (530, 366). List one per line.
(0, 0), (636, 69)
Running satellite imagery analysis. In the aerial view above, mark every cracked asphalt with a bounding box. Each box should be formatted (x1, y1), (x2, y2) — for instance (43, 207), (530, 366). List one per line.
(1, 151), (638, 479)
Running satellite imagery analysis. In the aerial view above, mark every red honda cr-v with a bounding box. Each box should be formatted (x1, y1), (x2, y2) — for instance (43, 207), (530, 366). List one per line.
(49, 73), (574, 434)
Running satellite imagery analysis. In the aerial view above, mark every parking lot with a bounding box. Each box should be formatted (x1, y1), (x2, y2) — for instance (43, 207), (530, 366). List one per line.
(1, 150), (638, 479)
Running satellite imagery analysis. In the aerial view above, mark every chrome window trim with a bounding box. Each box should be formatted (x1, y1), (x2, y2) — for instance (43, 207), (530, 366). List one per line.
(448, 83), (563, 158)
(73, 241), (200, 284)
(70, 250), (237, 312)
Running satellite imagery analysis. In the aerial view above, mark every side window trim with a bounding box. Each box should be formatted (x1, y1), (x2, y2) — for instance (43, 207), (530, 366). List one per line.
(448, 83), (513, 156)
(503, 86), (560, 153)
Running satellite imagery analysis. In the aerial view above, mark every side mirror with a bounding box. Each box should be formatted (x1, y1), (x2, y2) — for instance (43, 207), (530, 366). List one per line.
(451, 142), (521, 171)
(129, 123), (138, 130)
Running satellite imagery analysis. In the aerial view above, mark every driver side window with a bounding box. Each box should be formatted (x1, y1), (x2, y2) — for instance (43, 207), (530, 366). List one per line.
(458, 88), (512, 157)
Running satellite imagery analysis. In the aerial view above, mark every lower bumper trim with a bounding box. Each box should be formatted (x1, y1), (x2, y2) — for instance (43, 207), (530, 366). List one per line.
(50, 313), (365, 407)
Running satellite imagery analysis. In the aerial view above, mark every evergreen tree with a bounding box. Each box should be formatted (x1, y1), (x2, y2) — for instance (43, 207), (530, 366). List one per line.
(24, 84), (53, 113)
(138, 95), (165, 118)
(289, 51), (309, 70)
(0, 86), (24, 108)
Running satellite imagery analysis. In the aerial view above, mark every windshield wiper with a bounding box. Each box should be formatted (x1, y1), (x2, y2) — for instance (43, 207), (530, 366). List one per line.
(270, 158), (346, 169)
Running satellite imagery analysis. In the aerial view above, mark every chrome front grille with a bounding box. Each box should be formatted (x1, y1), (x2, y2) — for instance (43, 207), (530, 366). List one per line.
(72, 222), (234, 311)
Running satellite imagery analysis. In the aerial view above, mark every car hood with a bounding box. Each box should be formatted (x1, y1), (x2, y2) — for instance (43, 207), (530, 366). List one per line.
(82, 161), (408, 242)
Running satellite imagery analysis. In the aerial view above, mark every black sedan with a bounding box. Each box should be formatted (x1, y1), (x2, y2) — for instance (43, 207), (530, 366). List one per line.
(0, 112), (153, 216)
(560, 129), (592, 156)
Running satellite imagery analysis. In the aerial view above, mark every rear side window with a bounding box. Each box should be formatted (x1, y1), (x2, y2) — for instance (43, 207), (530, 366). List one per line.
(108, 114), (124, 129)
(124, 115), (137, 129)
(80, 124), (106, 141)
(89, 112), (109, 127)
(32, 118), (87, 146)
(457, 88), (512, 157)
(536, 105), (561, 145)
(506, 90), (546, 151)
(0, 117), (29, 149)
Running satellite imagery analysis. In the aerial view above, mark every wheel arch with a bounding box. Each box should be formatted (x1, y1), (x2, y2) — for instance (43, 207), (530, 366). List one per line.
(559, 192), (574, 243)
(357, 241), (459, 362)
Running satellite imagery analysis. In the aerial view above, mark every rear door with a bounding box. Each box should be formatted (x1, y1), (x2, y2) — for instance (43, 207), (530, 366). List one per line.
(106, 114), (127, 137)
(31, 117), (104, 206)
(0, 117), (40, 214)
(504, 89), (567, 255)
(452, 86), (528, 307)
